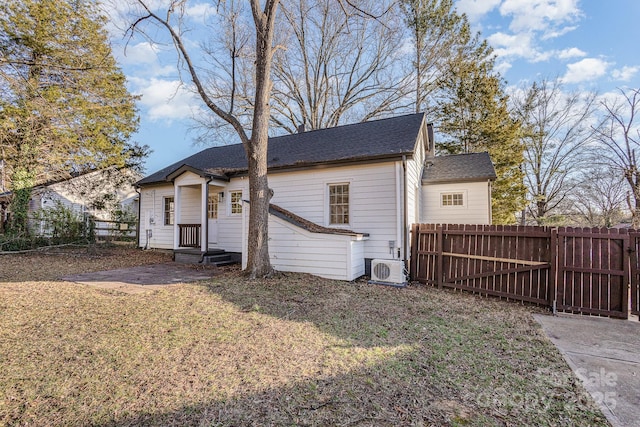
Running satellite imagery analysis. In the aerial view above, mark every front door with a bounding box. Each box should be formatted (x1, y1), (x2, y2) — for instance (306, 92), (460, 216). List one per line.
(207, 193), (219, 244)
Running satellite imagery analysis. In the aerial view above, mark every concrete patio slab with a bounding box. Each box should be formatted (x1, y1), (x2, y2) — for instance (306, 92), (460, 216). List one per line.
(62, 262), (219, 294)
(535, 313), (640, 427)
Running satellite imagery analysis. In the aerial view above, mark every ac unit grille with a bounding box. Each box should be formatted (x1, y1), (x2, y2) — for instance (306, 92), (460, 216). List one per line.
(370, 259), (406, 286)
(373, 262), (391, 280)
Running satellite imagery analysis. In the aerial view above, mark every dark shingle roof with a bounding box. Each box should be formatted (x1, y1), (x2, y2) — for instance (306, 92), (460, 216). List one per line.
(422, 152), (496, 184)
(137, 113), (425, 186)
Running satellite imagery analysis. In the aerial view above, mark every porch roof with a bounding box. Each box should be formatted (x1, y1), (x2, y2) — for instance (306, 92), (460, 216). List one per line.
(137, 113), (425, 187)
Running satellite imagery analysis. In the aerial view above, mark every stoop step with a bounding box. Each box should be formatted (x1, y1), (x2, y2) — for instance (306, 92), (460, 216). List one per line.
(173, 249), (238, 267)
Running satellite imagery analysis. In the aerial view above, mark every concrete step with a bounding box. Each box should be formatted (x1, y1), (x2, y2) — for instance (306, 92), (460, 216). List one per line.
(205, 254), (232, 263)
(174, 249), (239, 267)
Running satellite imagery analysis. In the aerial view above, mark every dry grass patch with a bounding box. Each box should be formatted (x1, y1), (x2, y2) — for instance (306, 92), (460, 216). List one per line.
(0, 245), (171, 282)
(0, 248), (609, 426)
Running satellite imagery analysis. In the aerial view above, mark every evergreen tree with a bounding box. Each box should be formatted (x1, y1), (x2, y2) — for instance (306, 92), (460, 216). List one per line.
(400, 0), (471, 115)
(435, 39), (526, 224)
(0, 0), (143, 232)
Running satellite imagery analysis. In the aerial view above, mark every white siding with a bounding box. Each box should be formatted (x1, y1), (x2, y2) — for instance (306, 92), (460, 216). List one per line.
(405, 132), (426, 228)
(216, 180), (247, 252)
(421, 181), (491, 224)
(242, 204), (366, 281)
(140, 161), (411, 261)
(266, 163), (399, 261)
(139, 185), (175, 249)
(178, 187), (201, 224)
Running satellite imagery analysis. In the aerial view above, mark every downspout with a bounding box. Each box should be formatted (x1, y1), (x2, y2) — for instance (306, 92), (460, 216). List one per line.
(402, 155), (408, 264)
(135, 187), (142, 249)
(199, 177), (213, 263)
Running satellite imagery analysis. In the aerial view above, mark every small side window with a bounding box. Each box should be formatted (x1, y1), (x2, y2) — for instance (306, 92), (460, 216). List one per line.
(208, 194), (218, 219)
(328, 183), (349, 225)
(164, 197), (175, 225)
(230, 191), (242, 214)
(441, 192), (464, 207)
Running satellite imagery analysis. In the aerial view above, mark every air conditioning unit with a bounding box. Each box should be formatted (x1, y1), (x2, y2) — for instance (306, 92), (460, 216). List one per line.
(370, 259), (407, 287)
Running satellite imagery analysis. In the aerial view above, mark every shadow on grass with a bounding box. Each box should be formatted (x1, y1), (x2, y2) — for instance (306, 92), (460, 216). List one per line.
(96, 355), (461, 427)
(94, 271), (608, 427)
(0, 268), (609, 427)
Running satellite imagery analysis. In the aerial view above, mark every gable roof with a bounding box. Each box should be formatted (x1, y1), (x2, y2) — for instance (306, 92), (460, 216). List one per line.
(422, 152), (496, 184)
(137, 113), (426, 186)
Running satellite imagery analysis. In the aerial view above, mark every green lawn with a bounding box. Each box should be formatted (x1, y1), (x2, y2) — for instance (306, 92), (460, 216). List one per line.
(0, 248), (608, 426)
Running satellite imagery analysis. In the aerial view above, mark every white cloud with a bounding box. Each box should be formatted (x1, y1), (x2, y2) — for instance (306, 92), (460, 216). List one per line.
(494, 60), (512, 75)
(488, 31), (536, 58)
(541, 25), (577, 40)
(132, 78), (201, 122)
(557, 47), (586, 60)
(612, 66), (639, 82)
(456, 0), (502, 22)
(488, 31), (556, 62)
(184, 3), (217, 23)
(117, 42), (160, 66)
(499, 0), (581, 32)
(561, 58), (611, 84)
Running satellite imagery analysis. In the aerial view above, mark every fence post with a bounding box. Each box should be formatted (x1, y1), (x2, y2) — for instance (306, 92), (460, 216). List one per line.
(410, 223), (418, 281)
(436, 225), (443, 289)
(622, 230), (630, 318)
(550, 227), (559, 313)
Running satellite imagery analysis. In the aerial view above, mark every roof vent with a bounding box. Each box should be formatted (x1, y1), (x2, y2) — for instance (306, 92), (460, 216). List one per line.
(297, 124), (305, 133)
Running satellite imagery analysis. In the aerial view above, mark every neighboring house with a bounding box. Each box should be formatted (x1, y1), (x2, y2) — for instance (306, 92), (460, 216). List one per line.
(136, 113), (496, 280)
(0, 168), (140, 234)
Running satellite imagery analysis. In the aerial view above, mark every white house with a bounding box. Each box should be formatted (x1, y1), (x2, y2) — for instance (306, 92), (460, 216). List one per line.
(136, 113), (496, 280)
(0, 168), (140, 234)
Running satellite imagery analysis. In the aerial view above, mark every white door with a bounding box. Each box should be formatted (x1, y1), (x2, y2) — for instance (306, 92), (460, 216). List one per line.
(207, 193), (218, 245)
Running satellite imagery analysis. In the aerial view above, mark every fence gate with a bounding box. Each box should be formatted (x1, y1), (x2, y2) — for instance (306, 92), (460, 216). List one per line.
(411, 224), (553, 306)
(555, 228), (629, 319)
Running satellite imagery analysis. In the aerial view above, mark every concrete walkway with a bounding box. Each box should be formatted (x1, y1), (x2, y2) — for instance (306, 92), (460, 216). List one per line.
(62, 263), (219, 294)
(535, 313), (640, 427)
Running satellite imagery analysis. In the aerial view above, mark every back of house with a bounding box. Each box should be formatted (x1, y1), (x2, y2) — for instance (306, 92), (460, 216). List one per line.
(136, 113), (496, 280)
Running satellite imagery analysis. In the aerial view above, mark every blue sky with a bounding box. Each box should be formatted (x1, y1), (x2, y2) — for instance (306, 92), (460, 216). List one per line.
(110, 0), (640, 174)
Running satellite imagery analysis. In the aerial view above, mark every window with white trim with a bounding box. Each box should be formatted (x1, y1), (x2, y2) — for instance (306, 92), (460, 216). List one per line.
(328, 183), (349, 225)
(164, 197), (174, 225)
(441, 192), (464, 207)
(230, 191), (242, 214)
(208, 193), (218, 219)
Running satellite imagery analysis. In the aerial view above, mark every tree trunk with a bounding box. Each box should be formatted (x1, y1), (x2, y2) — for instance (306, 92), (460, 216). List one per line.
(244, 1), (279, 278)
(633, 191), (640, 229)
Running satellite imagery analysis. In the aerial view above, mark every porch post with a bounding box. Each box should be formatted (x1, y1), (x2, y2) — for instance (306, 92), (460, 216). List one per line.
(173, 185), (181, 249)
(201, 181), (208, 253)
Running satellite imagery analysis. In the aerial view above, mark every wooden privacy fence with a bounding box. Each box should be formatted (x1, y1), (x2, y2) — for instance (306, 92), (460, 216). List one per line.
(410, 224), (638, 319)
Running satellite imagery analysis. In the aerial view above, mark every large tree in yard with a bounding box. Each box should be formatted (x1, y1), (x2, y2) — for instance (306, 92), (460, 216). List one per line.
(593, 87), (640, 227)
(126, 0), (385, 278)
(0, 0), (142, 233)
(128, 0), (280, 278)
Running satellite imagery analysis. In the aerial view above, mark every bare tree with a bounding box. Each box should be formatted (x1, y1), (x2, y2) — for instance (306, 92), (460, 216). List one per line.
(511, 78), (598, 225)
(268, 0), (404, 133)
(125, 0), (380, 277)
(593, 87), (640, 227)
(127, 0), (280, 277)
(569, 167), (628, 227)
